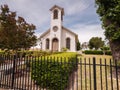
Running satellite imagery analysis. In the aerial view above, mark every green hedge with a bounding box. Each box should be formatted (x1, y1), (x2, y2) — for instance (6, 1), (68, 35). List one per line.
(0, 50), (49, 57)
(0, 52), (4, 54)
(84, 50), (112, 55)
(0, 50), (71, 57)
(105, 51), (112, 55)
(31, 53), (77, 90)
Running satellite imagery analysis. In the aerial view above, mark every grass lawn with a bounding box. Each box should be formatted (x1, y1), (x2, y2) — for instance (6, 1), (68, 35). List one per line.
(77, 54), (120, 90)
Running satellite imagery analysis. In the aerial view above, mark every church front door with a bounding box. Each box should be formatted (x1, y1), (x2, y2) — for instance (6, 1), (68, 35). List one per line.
(52, 38), (59, 51)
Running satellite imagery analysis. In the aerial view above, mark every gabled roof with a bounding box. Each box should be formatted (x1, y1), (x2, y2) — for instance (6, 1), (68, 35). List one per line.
(39, 26), (78, 42)
(62, 26), (78, 42)
(50, 5), (64, 15)
(62, 26), (77, 36)
(39, 29), (50, 39)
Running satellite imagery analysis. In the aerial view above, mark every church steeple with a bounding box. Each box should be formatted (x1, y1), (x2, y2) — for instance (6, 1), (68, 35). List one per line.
(49, 5), (65, 51)
(50, 5), (64, 21)
(50, 5), (64, 34)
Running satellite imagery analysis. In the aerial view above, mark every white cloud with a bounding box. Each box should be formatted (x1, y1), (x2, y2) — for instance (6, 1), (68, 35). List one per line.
(65, 0), (93, 15)
(70, 23), (105, 43)
(0, 0), (50, 26)
(0, 0), (104, 44)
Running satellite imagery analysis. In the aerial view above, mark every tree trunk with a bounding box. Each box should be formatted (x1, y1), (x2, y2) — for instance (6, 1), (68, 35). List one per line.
(109, 41), (120, 61)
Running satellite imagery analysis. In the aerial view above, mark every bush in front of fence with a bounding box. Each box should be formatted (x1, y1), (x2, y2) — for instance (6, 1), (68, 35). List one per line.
(84, 50), (112, 55)
(31, 53), (77, 90)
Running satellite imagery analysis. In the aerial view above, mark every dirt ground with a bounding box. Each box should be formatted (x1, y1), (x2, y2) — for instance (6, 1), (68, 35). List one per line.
(0, 89), (13, 90)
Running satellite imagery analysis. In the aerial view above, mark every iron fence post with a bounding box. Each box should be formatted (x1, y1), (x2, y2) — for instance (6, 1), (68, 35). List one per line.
(93, 57), (97, 90)
(11, 55), (16, 89)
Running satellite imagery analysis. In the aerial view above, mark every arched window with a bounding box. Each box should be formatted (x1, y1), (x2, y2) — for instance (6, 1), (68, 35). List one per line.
(46, 39), (49, 49)
(66, 38), (70, 49)
(53, 10), (58, 19)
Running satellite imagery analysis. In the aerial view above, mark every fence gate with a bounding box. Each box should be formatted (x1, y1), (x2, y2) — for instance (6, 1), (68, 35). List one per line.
(0, 55), (120, 90)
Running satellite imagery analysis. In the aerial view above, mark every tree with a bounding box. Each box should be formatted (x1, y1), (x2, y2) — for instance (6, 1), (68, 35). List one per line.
(95, 0), (120, 60)
(100, 46), (110, 55)
(89, 37), (104, 50)
(76, 41), (81, 51)
(0, 5), (37, 51)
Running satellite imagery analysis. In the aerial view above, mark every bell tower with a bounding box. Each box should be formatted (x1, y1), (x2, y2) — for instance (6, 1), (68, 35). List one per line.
(49, 5), (64, 51)
(50, 5), (64, 32)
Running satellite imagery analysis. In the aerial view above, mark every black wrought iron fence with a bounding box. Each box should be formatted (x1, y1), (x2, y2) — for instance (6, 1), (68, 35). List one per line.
(78, 57), (120, 90)
(0, 55), (120, 90)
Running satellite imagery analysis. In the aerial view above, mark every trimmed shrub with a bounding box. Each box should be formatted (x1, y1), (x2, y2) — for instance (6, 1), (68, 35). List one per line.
(62, 47), (68, 52)
(105, 51), (112, 55)
(84, 50), (103, 55)
(0, 52), (4, 54)
(84, 50), (112, 55)
(31, 53), (77, 90)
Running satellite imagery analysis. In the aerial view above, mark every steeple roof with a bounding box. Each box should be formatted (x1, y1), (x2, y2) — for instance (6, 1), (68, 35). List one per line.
(50, 5), (64, 15)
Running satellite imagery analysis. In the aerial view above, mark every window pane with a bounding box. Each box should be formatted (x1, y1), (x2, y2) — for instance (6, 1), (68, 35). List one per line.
(46, 39), (49, 49)
(54, 10), (58, 19)
(66, 38), (70, 49)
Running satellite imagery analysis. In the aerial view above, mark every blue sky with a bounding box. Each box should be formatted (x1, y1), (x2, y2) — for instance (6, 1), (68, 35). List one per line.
(0, 0), (105, 43)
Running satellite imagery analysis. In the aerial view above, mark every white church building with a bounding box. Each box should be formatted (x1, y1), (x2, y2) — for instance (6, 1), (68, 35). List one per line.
(39, 5), (78, 52)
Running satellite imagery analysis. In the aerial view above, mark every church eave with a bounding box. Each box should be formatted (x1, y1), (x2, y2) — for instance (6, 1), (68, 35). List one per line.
(39, 29), (50, 39)
(62, 26), (79, 43)
(62, 26), (78, 36)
